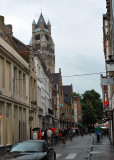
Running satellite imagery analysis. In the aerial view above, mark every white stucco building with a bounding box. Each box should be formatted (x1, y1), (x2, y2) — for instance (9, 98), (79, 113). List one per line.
(0, 36), (30, 145)
(34, 52), (52, 129)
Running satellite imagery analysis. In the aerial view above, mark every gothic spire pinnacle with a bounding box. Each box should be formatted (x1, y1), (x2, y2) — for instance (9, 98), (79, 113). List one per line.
(47, 20), (51, 26)
(32, 19), (36, 25)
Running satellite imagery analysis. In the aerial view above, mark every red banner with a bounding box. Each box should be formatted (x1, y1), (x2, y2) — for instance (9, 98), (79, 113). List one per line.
(104, 101), (109, 107)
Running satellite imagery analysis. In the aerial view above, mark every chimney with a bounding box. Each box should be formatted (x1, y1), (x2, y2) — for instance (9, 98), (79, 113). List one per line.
(5, 25), (13, 37)
(59, 68), (61, 73)
(0, 16), (4, 34)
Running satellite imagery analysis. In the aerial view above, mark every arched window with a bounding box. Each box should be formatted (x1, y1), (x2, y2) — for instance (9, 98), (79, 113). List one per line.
(35, 34), (40, 40)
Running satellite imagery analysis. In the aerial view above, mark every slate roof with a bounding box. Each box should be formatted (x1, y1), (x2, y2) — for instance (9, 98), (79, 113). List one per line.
(47, 20), (51, 26)
(37, 13), (47, 29)
(51, 73), (60, 84)
(62, 85), (73, 104)
(12, 36), (30, 63)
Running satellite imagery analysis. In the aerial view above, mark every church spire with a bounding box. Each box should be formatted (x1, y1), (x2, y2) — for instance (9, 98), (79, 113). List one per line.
(37, 13), (45, 27)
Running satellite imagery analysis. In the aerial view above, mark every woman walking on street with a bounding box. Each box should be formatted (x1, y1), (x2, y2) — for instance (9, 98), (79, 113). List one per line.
(69, 128), (73, 141)
(61, 129), (66, 146)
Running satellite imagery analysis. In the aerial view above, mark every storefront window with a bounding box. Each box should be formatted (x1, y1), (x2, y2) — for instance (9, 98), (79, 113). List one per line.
(23, 109), (26, 140)
(14, 106), (18, 143)
(6, 103), (11, 144)
(19, 108), (22, 141)
(0, 102), (3, 145)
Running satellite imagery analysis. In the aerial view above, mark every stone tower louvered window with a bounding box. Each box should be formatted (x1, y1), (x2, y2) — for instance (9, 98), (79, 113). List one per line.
(35, 34), (40, 40)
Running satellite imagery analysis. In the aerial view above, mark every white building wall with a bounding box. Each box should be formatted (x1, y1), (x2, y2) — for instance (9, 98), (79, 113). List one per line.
(34, 55), (50, 128)
(0, 37), (30, 145)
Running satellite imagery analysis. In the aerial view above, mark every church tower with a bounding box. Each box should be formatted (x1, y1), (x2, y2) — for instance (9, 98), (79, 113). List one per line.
(31, 13), (55, 73)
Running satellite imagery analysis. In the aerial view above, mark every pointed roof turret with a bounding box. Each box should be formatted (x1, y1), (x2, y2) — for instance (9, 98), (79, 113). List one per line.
(47, 20), (51, 26)
(32, 19), (36, 25)
(51, 38), (54, 45)
(29, 38), (32, 45)
(37, 13), (46, 27)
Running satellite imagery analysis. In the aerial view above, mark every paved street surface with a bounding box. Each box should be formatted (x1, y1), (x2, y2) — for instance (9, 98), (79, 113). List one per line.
(53, 134), (94, 160)
(90, 136), (114, 160)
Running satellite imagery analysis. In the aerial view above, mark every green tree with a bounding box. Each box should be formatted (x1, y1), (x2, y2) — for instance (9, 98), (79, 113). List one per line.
(82, 100), (97, 126)
(81, 89), (103, 126)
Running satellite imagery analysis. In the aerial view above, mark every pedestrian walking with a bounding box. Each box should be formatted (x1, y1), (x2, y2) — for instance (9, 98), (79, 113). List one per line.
(47, 128), (53, 146)
(61, 129), (66, 145)
(96, 129), (100, 142)
(80, 129), (84, 137)
(38, 129), (42, 140)
(85, 127), (88, 135)
(41, 129), (44, 140)
(44, 129), (47, 142)
(54, 129), (59, 144)
(33, 131), (38, 140)
(69, 128), (73, 141)
(59, 129), (62, 141)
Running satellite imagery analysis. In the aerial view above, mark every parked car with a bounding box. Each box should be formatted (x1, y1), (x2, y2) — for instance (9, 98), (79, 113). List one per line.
(1, 140), (56, 160)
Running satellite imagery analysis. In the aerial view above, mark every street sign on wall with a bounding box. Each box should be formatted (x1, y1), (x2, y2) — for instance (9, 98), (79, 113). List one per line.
(107, 63), (114, 72)
(101, 77), (114, 85)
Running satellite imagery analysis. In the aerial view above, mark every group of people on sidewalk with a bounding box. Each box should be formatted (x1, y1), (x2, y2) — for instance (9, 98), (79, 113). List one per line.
(95, 128), (109, 142)
(32, 128), (75, 146)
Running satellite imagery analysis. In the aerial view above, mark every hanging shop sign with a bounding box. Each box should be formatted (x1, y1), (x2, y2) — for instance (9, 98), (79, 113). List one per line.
(101, 77), (114, 85)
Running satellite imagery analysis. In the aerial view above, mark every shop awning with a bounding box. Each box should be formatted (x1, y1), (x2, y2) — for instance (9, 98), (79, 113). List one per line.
(78, 123), (83, 127)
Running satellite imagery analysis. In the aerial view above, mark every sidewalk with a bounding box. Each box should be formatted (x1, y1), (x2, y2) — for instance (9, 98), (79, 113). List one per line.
(90, 136), (114, 160)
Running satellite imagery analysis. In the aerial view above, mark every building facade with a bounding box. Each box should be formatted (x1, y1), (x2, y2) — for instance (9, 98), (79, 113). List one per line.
(33, 52), (52, 129)
(62, 84), (74, 129)
(101, 0), (114, 145)
(0, 17), (30, 145)
(51, 68), (64, 129)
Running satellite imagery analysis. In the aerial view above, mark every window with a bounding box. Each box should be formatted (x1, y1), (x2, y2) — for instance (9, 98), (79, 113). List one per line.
(34, 80), (36, 101)
(19, 108), (22, 141)
(35, 34), (40, 40)
(0, 102), (3, 145)
(13, 67), (17, 93)
(36, 44), (40, 50)
(6, 61), (11, 91)
(45, 34), (49, 41)
(14, 106), (18, 143)
(0, 56), (4, 88)
(19, 71), (22, 95)
(23, 109), (26, 140)
(6, 103), (11, 144)
(30, 77), (32, 100)
(23, 74), (26, 97)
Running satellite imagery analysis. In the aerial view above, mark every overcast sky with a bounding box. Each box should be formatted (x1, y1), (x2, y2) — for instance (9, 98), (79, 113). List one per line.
(1, 0), (106, 97)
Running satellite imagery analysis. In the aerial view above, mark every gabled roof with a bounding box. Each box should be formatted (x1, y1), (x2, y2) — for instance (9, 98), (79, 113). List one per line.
(12, 36), (30, 63)
(62, 85), (73, 104)
(51, 73), (60, 84)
